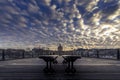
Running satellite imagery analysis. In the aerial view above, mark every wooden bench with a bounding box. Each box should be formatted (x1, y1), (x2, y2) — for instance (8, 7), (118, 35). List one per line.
(62, 55), (81, 73)
(39, 55), (58, 73)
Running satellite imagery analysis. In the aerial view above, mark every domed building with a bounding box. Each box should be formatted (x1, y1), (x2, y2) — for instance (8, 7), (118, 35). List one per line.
(58, 44), (63, 55)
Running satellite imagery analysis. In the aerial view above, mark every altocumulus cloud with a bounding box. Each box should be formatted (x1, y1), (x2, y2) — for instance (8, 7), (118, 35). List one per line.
(0, 0), (120, 49)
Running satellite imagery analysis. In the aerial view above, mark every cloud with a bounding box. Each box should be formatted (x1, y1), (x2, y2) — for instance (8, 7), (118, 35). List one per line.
(44, 0), (51, 6)
(28, 3), (39, 12)
(0, 0), (120, 50)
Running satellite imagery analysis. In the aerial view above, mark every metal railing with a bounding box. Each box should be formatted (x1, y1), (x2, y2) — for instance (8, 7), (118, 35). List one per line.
(0, 49), (120, 61)
(80, 49), (120, 60)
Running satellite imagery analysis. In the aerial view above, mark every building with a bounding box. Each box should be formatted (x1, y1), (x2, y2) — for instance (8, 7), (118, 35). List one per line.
(58, 44), (63, 55)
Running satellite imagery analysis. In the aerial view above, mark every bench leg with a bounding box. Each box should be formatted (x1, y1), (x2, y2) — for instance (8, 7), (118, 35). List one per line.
(65, 61), (76, 73)
(43, 61), (49, 72)
(44, 61), (55, 73)
(71, 62), (76, 73)
(65, 62), (71, 73)
(49, 62), (55, 73)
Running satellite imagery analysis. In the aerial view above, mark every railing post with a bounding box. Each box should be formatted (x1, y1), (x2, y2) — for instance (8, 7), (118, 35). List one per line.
(117, 49), (120, 60)
(2, 49), (5, 61)
(31, 51), (34, 58)
(96, 50), (99, 58)
(22, 50), (25, 58)
(87, 50), (89, 57)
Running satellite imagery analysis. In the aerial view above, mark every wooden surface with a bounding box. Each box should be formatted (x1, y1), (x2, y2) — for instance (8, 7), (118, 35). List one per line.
(0, 57), (120, 80)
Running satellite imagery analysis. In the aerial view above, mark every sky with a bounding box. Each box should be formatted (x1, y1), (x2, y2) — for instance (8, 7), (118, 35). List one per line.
(0, 0), (120, 50)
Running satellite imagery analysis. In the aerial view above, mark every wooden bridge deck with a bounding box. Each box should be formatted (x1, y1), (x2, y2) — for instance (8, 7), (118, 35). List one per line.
(0, 57), (120, 80)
